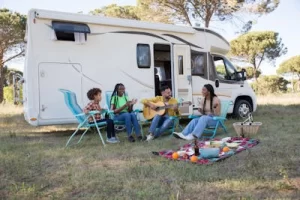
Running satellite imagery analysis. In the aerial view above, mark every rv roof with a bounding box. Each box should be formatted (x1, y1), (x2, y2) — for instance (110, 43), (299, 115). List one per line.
(29, 8), (227, 41)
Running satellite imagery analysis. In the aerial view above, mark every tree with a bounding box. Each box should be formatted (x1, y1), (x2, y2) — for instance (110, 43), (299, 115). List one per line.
(251, 75), (289, 95)
(230, 31), (287, 80)
(144, 0), (280, 28)
(2, 66), (23, 87)
(90, 1), (172, 24)
(0, 9), (26, 103)
(277, 55), (300, 92)
(136, 0), (172, 24)
(90, 4), (140, 20)
(277, 55), (300, 78)
(237, 66), (262, 79)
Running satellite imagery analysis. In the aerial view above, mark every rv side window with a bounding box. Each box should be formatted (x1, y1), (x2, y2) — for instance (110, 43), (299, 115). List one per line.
(178, 56), (184, 74)
(52, 21), (90, 42)
(191, 51), (207, 78)
(137, 44), (151, 68)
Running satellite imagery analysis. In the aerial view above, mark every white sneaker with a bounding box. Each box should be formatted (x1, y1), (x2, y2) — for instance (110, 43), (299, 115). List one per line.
(111, 137), (120, 143)
(173, 132), (185, 139)
(182, 134), (196, 141)
(146, 134), (154, 141)
(106, 138), (118, 143)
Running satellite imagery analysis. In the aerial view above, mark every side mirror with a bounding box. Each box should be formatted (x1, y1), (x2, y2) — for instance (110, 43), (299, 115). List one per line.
(215, 79), (220, 88)
(241, 69), (246, 81)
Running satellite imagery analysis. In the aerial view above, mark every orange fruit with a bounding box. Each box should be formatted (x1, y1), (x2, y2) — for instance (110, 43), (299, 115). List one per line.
(223, 146), (230, 152)
(190, 155), (198, 163)
(172, 152), (179, 160)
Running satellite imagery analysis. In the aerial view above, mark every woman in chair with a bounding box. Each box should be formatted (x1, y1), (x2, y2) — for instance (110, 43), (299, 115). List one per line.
(110, 83), (142, 142)
(173, 84), (221, 140)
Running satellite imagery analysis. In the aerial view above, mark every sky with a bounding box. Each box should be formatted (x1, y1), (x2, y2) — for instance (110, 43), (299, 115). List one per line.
(1, 0), (300, 75)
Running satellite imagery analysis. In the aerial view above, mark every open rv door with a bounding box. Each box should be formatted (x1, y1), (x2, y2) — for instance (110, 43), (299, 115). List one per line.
(173, 44), (193, 115)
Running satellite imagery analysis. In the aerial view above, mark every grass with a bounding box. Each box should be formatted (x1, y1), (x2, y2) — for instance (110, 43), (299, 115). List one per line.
(1, 93), (300, 199)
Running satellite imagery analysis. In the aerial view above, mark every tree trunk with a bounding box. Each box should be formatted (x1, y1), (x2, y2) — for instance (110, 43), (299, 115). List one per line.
(0, 52), (3, 103)
(205, 19), (210, 28)
(253, 67), (257, 81)
(0, 64), (3, 104)
(292, 71), (295, 93)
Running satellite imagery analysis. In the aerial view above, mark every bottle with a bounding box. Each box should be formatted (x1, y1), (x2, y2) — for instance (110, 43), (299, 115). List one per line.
(194, 138), (199, 156)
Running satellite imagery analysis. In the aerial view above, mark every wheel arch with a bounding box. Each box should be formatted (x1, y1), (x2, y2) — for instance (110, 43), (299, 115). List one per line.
(234, 96), (253, 112)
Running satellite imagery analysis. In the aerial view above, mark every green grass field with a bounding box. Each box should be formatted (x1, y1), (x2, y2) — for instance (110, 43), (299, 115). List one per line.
(1, 94), (300, 199)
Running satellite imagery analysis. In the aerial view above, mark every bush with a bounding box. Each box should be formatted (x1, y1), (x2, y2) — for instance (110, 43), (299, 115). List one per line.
(3, 86), (23, 104)
(251, 75), (289, 95)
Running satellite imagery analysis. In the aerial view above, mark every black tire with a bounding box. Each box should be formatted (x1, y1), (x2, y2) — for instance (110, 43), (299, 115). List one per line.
(233, 100), (252, 119)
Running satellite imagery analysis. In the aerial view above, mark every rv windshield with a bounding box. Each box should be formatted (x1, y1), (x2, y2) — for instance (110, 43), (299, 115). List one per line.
(213, 56), (241, 81)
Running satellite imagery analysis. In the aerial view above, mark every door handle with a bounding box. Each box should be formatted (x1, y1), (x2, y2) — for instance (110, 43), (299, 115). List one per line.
(40, 71), (45, 77)
(41, 105), (47, 111)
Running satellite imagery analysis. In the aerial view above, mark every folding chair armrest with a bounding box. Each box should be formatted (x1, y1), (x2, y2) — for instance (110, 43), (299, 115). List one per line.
(88, 110), (101, 115)
(212, 116), (226, 121)
(169, 116), (179, 120)
(75, 112), (87, 116)
(107, 110), (114, 114)
(189, 115), (201, 119)
(133, 109), (143, 113)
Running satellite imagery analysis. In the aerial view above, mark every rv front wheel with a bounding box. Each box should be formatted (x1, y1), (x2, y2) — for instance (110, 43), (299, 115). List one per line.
(234, 100), (252, 119)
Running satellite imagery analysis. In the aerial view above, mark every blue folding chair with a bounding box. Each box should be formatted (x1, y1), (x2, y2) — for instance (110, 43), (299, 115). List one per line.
(59, 89), (108, 147)
(143, 98), (184, 137)
(105, 91), (149, 136)
(188, 100), (232, 139)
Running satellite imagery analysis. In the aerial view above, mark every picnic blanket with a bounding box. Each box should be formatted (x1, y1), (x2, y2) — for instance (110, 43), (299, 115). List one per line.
(155, 137), (259, 165)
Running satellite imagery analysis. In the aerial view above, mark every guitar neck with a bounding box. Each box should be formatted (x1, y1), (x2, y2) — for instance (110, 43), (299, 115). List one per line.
(157, 102), (183, 110)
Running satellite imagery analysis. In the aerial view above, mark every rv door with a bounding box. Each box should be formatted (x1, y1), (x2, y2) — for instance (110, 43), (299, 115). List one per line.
(173, 44), (192, 115)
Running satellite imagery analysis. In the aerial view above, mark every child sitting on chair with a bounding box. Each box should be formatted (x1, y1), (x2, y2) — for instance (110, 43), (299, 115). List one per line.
(84, 88), (119, 144)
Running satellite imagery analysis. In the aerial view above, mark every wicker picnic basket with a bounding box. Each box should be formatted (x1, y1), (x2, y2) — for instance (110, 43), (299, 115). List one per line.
(233, 113), (262, 137)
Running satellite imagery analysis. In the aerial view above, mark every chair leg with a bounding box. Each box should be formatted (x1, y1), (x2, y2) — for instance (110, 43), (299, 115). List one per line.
(139, 123), (144, 137)
(96, 128), (106, 146)
(210, 121), (220, 139)
(92, 116), (106, 146)
(169, 119), (178, 137)
(220, 121), (228, 134)
(95, 126), (106, 146)
(77, 128), (90, 144)
(66, 124), (83, 147)
(178, 124), (184, 131)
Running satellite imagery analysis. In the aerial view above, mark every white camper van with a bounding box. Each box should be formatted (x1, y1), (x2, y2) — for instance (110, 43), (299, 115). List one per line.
(23, 9), (257, 126)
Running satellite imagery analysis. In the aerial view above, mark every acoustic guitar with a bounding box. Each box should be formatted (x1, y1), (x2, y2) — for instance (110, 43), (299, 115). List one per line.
(143, 101), (192, 120)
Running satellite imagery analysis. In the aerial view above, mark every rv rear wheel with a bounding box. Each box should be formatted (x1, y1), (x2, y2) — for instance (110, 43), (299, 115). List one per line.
(233, 100), (252, 119)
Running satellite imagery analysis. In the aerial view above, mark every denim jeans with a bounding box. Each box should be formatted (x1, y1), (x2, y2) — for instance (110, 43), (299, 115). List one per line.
(182, 115), (217, 138)
(89, 119), (115, 139)
(149, 114), (174, 137)
(114, 112), (141, 136)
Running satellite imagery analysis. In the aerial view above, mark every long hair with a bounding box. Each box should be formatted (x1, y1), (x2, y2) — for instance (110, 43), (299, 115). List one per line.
(202, 84), (217, 114)
(110, 83), (128, 108)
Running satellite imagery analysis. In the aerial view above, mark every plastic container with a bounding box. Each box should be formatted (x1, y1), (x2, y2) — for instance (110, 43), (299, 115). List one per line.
(199, 148), (220, 159)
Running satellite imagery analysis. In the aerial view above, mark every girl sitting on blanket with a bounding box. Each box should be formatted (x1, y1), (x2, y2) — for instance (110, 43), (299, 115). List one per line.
(84, 88), (119, 144)
(110, 83), (142, 142)
(173, 84), (221, 140)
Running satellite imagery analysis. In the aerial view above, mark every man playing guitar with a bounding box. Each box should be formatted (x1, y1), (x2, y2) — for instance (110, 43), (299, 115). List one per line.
(141, 85), (180, 141)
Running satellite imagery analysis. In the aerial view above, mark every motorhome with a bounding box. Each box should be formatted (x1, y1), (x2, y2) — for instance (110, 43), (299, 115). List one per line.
(23, 8), (257, 126)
